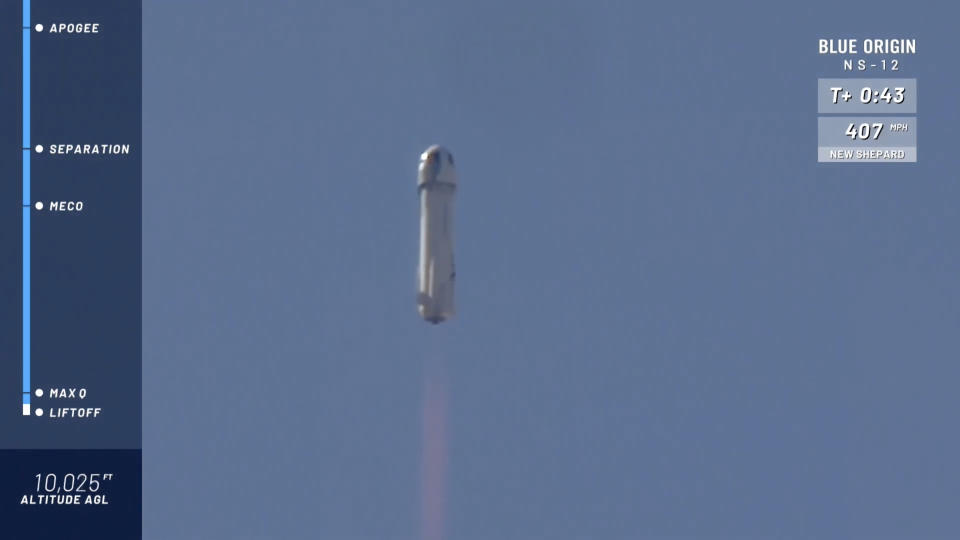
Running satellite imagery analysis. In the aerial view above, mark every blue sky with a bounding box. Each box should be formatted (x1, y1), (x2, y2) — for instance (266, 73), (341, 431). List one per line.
(144, 2), (959, 538)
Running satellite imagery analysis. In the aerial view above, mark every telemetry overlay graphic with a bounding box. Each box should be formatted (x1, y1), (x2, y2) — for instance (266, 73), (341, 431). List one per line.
(0, 1), (141, 537)
(817, 38), (918, 162)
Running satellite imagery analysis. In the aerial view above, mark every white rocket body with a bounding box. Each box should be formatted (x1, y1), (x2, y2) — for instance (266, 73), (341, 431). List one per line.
(417, 145), (457, 324)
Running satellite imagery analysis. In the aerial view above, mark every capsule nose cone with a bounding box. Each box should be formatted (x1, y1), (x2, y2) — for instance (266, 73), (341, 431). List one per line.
(418, 145), (456, 188)
(421, 144), (448, 161)
(420, 145), (455, 166)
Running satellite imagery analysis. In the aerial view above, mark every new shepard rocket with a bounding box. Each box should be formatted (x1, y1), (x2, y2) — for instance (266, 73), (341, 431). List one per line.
(417, 145), (457, 324)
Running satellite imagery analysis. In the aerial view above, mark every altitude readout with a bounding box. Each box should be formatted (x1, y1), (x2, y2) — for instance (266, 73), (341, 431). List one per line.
(35, 473), (112, 494)
(830, 86), (905, 104)
(18, 473), (115, 506)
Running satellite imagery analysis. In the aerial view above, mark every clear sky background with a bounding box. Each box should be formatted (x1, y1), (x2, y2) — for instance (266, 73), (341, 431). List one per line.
(143, 2), (959, 539)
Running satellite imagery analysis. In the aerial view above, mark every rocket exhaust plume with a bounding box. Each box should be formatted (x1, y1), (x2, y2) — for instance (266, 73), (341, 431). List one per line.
(421, 348), (448, 540)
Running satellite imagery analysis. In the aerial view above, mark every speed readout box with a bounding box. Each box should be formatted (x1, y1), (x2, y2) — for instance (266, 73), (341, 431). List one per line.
(817, 117), (917, 162)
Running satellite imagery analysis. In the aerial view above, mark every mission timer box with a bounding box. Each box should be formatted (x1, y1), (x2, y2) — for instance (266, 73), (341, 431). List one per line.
(818, 79), (916, 114)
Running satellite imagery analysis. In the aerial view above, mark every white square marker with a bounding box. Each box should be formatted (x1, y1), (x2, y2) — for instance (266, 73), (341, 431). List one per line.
(22, 404), (31, 416)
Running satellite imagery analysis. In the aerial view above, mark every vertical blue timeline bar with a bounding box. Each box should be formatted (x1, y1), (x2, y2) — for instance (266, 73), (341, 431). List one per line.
(22, 205), (30, 401)
(22, 0), (29, 149)
(22, 0), (31, 405)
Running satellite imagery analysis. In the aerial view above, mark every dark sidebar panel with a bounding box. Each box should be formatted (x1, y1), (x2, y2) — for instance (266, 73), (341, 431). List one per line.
(0, 2), (142, 538)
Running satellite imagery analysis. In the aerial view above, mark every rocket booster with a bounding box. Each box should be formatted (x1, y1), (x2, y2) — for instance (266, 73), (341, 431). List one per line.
(417, 145), (457, 324)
